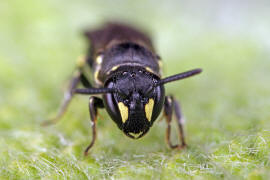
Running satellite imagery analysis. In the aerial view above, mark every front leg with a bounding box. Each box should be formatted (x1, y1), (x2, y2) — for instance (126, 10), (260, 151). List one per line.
(84, 96), (104, 156)
(42, 56), (92, 126)
(164, 95), (186, 149)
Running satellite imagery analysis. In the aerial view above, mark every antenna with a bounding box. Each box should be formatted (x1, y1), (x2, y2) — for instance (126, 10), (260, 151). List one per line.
(157, 68), (202, 86)
(74, 88), (115, 95)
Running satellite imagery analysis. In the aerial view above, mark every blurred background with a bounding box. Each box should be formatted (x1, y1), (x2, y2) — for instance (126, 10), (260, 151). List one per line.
(1, 0), (270, 179)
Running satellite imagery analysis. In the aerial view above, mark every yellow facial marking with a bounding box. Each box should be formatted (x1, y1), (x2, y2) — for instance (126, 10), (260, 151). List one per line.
(145, 98), (154, 122)
(118, 102), (129, 123)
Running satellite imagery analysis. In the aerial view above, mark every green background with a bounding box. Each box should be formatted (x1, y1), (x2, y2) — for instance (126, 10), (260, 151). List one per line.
(1, 0), (270, 179)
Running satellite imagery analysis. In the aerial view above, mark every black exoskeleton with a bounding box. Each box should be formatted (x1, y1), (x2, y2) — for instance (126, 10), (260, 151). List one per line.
(44, 23), (202, 155)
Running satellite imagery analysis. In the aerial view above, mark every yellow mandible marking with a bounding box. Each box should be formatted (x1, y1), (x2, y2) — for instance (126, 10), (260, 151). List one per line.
(145, 98), (154, 122)
(118, 102), (129, 123)
(129, 131), (143, 138)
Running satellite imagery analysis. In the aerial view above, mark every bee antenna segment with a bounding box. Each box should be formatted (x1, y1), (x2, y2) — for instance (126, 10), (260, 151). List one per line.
(157, 68), (202, 86)
(74, 88), (115, 95)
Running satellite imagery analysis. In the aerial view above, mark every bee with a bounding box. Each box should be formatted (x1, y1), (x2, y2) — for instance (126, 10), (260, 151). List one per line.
(44, 23), (202, 155)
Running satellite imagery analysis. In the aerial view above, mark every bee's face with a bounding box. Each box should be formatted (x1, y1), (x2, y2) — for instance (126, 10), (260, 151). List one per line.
(103, 68), (165, 139)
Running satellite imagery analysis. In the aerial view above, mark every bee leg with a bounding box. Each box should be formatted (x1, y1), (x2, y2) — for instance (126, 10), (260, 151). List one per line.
(173, 98), (187, 148)
(164, 96), (186, 149)
(80, 73), (92, 88)
(43, 57), (92, 126)
(84, 96), (104, 156)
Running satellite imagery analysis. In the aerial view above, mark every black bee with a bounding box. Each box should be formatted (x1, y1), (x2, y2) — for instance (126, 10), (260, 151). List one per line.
(44, 23), (202, 155)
